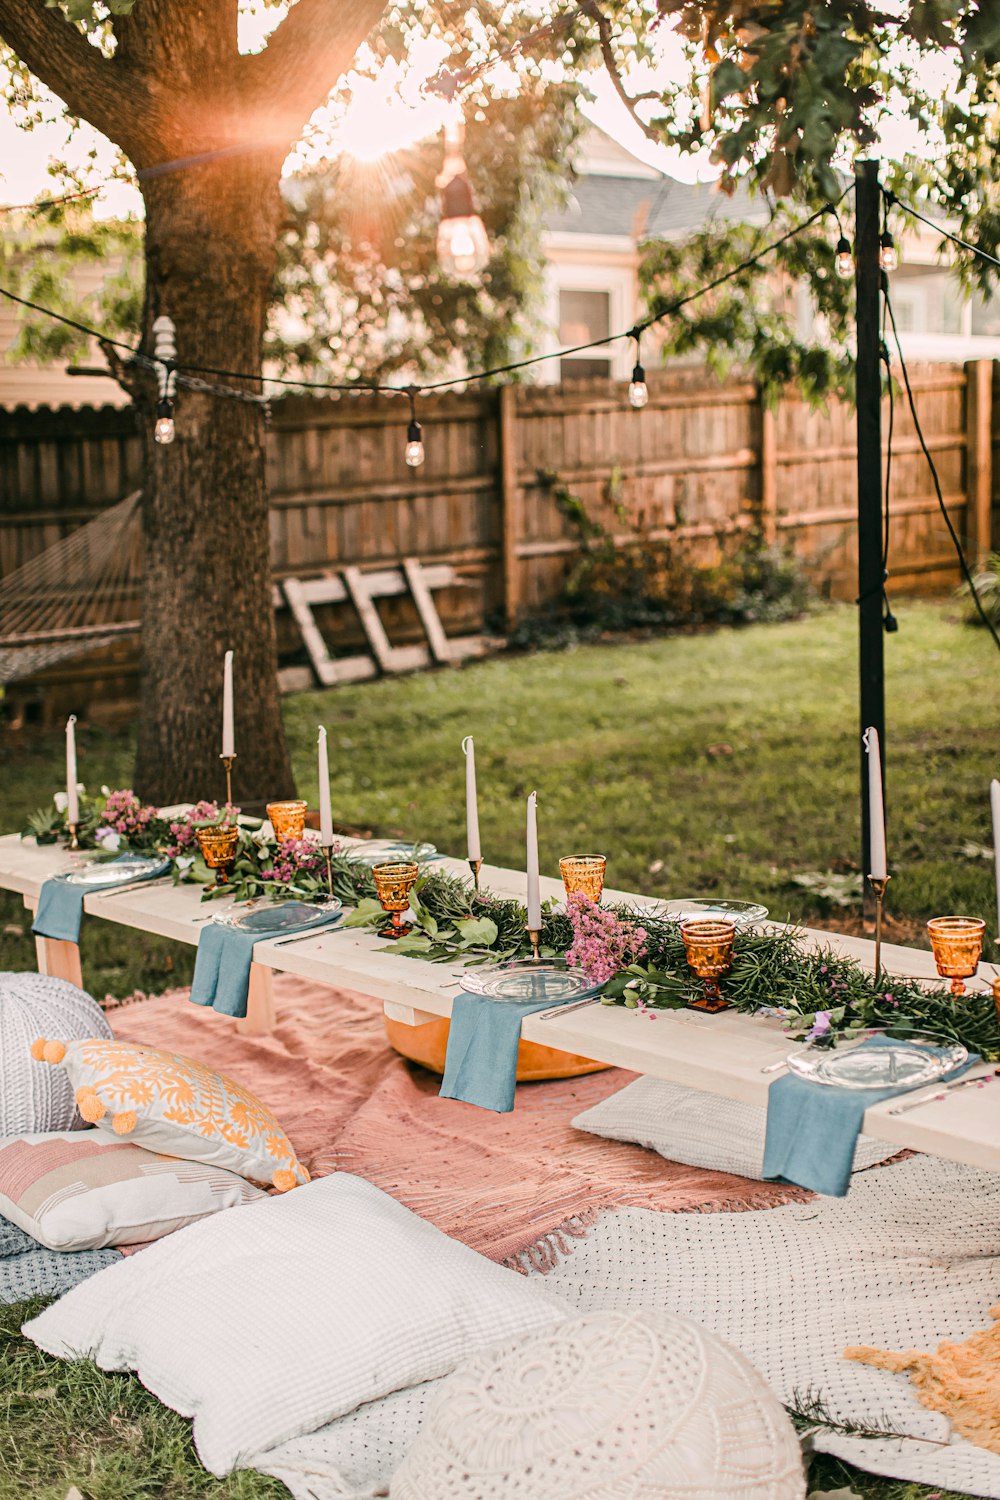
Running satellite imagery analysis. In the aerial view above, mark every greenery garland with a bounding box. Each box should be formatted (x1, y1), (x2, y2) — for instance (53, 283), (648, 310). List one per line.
(24, 789), (1000, 1061)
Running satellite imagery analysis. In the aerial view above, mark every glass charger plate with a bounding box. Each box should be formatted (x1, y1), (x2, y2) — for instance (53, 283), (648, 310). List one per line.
(350, 840), (441, 866)
(212, 899), (342, 935)
(62, 855), (172, 887)
(459, 960), (603, 1004)
(786, 1035), (968, 1090)
(661, 898), (768, 928)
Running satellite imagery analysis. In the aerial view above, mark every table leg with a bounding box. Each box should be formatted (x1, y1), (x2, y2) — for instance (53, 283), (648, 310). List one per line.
(35, 934), (84, 989)
(237, 962), (276, 1037)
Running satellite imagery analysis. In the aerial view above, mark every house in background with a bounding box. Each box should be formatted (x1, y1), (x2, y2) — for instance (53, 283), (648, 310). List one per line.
(2, 124), (999, 408)
(540, 126), (1000, 379)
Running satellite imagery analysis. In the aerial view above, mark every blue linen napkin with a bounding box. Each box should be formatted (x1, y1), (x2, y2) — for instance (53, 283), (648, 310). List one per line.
(31, 879), (86, 943)
(763, 1033), (977, 1197)
(440, 991), (591, 1113)
(190, 914), (342, 1018)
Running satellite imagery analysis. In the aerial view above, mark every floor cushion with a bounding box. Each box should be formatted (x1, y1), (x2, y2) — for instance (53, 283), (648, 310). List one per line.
(0, 1130), (264, 1251)
(390, 1308), (806, 1498)
(383, 1015), (609, 1081)
(31, 1038), (308, 1191)
(2, 971), (112, 1133)
(23, 1172), (568, 1476)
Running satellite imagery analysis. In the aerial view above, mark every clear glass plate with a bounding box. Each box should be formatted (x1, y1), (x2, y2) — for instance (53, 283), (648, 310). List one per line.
(62, 855), (172, 887)
(661, 898), (769, 928)
(459, 960), (604, 1004)
(786, 1035), (967, 1090)
(212, 899), (342, 934)
(351, 840), (441, 866)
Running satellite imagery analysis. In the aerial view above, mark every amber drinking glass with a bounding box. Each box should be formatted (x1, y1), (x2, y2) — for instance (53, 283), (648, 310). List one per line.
(927, 916), (986, 996)
(681, 918), (736, 1013)
(267, 800), (308, 843)
(559, 855), (607, 904)
(195, 825), (240, 891)
(372, 861), (420, 937)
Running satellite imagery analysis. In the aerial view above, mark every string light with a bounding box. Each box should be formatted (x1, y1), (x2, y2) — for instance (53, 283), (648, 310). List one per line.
(627, 330), (648, 408)
(879, 229), (897, 272)
(404, 387), (424, 467)
(835, 235), (853, 279)
(436, 112), (490, 279)
(152, 315), (177, 445)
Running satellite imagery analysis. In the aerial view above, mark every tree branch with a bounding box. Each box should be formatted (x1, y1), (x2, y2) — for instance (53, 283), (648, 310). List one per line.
(580, 0), (665, 147)
(0, 1), (127, 149)
(241, 0), (387, 143)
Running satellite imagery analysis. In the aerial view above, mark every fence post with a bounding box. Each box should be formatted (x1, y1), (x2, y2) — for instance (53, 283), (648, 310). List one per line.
(758, 391), (777, 544)
(499, 385), (522, 630)
(965, 358), (994, 562)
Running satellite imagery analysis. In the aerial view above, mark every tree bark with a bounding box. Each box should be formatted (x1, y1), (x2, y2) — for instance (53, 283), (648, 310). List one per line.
(133, 148), (295, 807)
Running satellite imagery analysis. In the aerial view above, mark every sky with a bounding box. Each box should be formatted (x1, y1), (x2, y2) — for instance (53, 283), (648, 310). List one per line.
(0, 6), (954, 216)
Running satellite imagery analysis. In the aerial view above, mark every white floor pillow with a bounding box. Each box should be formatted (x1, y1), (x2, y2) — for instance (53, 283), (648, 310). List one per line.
(23, 1172), (567, 1476)
(572, 1075), (899, 1182)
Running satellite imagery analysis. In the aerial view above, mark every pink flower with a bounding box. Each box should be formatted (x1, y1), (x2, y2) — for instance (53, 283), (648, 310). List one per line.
(565, 894), (647, 985)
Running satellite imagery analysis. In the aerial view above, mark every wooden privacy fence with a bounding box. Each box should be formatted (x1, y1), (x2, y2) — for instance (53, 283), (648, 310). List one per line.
(0, 360), (996, 716)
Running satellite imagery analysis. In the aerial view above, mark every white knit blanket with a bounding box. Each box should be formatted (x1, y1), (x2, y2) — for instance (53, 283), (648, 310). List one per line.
(258, 1154), (1000, 1499)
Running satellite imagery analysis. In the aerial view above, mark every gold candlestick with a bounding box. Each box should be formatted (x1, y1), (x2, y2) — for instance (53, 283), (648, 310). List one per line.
(468, 857), (482, 894)
(868, 874), (891, 982)
(323, 845), (334, 900)
(220, 753), (236, 807)
(527, 927), (541, 962)
(67, 822), (79, 851)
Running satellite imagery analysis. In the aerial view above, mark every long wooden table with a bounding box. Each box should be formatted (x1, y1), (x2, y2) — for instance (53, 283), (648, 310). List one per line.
(3, 832), (998, 1172)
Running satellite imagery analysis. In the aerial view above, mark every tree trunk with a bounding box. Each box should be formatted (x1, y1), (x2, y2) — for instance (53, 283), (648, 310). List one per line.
(133, 150), (295, 809)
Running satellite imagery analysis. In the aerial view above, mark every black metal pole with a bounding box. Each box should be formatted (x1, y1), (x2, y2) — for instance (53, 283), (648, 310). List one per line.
(855, 159), (885, 918)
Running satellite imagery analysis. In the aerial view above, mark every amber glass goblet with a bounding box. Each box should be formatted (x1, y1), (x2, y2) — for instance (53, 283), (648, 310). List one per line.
(681, 918), (736, 1013)
(372, 861), (419, 938)
(559, 855), (607, 904)
(267, 800), (307, 843)
(927, 916), (985, 996)
(195, 825), (240, 891)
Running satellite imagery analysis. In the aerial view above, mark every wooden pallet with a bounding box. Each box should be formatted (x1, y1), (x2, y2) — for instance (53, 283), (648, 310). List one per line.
(278, 559), (491, 690)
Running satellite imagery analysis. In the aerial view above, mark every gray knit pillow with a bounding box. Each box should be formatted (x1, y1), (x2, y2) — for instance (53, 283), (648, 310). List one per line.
(0, 972), (112, 1133)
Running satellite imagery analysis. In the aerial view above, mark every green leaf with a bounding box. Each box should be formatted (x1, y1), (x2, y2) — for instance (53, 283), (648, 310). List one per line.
(342, 898), (385, 928)
(454, 916), (499, 948)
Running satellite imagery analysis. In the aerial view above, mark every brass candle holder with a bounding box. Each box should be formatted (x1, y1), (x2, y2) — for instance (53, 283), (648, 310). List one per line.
(927, 916), (986, 996)
(195, 824), (240, 891)
(372, 860), (419, 938)
(868, 874), (891, 981)
(67, 822), (80, 851)
(469, 857), (483, 895)
(559, 854), (607, 903)
(320, 844), (336, 902)
(220, 753), (236, 807)
(267, 800), (307, 843)
(526, 926), (542, 962)
(681, 917), (736, 1013)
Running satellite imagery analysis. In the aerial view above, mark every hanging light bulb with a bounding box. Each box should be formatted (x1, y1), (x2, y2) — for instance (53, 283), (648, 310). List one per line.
(436, 112), (489, 279)
(154, 398), (176, 445)
(627, 331), (649, 409)
(404, 388), (424, 466)
(835, 235), (853, 279)
(879, 230), (897, 272)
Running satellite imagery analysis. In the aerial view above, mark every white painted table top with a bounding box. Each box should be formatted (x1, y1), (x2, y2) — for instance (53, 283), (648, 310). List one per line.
(2, 830), (997, 1171)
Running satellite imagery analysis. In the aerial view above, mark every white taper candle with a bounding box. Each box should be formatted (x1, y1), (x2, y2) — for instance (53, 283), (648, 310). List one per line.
(65, 715), (79, 827)
(990, 779), (1000, 945)
(221, 650), (235, 759)
(526, 790), (541, 930)
(462, 736), (481, 862)
(318, 726), (334, 848)
(863, 726), (887, 879)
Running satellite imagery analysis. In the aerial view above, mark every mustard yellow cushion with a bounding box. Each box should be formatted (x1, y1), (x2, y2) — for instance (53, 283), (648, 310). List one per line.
(33, 1038), (308, 1192)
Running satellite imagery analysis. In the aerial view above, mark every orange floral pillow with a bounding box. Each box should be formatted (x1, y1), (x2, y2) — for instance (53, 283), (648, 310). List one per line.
(33, 1039), (308, 1192)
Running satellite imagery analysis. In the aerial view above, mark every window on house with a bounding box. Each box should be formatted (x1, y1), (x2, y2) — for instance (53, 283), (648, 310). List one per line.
(558, 290), (612, 379)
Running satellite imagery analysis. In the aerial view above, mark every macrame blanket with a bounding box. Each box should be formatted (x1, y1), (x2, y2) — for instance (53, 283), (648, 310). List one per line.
(259, 1151), (1000, 1500)
(108, 977), (804, 1269)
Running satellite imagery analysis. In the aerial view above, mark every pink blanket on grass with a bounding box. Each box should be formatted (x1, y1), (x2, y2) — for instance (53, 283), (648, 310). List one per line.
(109, 976), (807, 1269)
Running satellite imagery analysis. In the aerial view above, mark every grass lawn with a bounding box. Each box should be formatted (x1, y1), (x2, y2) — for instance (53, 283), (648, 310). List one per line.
(0, 598), (996, 1500)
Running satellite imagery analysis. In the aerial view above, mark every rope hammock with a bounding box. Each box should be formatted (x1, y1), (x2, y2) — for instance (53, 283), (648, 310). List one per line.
(0, 491), (142, 685)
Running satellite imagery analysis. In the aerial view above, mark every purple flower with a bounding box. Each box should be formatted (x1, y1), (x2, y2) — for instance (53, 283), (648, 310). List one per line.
(805, 1010), (832, 1041)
